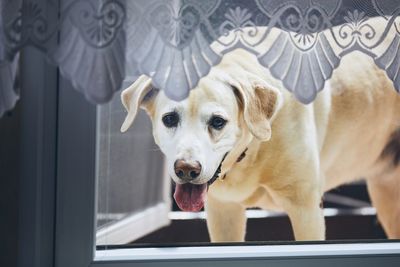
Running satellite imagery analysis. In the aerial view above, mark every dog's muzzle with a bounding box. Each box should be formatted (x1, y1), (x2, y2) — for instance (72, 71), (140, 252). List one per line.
(173, 148), (248, 212)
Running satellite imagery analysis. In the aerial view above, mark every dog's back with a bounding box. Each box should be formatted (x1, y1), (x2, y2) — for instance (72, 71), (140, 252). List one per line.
(212, 28), (400, 239)
(319, 51), (400, 189)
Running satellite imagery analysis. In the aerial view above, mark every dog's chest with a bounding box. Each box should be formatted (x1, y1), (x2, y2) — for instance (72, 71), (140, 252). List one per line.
(208, 167), (261, 203)
(208, 178), (282, 210)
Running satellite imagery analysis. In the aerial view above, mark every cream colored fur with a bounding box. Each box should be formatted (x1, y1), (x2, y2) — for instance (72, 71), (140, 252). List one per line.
(121, 18), (400, 241)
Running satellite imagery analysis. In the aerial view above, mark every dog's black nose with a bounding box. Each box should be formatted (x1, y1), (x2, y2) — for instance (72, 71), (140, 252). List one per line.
(174, 159), (201, 180)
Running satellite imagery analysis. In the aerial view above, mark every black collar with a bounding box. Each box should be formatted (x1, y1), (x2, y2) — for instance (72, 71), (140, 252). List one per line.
(208, 147), (248, 185)
(236, 148), (248, 163)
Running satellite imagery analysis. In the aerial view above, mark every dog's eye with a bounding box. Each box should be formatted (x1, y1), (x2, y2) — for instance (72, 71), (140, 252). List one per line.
(162, 112), (179, 128)
(209, 116), (227, 130)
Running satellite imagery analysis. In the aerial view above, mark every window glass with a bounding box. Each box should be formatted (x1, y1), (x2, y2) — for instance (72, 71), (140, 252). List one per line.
(96, 93), (168, 245)
(94, 0), (400, 251)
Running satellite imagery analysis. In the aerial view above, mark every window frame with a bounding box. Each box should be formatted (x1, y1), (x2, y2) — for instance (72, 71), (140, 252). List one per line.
(10, 1), (397, 266)
(16, 46), (59, 267)
(54, 73), (400, 267)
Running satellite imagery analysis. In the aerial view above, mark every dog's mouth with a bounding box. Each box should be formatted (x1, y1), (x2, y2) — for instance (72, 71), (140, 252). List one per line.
(173, 154), (226, 212)
(173, 183), (207, 212)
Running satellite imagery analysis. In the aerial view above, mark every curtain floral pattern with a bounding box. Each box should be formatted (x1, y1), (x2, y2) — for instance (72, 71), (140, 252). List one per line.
(0, 0), (400, 116)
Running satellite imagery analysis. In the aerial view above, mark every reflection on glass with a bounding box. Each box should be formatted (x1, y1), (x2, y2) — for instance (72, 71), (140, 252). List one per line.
(96, 93), (168, 245)
(95, 88), (391, 246)
(94, 0), (400, 249)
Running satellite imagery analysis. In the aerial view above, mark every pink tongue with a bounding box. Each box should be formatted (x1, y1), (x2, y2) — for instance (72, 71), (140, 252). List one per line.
(173, 183), (208, 211)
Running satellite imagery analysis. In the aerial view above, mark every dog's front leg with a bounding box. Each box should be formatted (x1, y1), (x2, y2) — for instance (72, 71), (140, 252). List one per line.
(205, 193), (246, 242)
(284, 194), (325, 241)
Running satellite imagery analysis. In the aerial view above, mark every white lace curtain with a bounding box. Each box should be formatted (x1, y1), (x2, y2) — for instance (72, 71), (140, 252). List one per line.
(1, 0), (400, 116)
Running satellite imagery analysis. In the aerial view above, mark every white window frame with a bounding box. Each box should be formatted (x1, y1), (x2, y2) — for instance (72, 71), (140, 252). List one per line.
(95, 242), (400, 261)
(55, 75), (400, 267)
(15, 8), (399, 267)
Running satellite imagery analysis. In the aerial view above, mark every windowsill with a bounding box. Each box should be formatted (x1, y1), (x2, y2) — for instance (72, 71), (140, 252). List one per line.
(95, 242), (400, 261)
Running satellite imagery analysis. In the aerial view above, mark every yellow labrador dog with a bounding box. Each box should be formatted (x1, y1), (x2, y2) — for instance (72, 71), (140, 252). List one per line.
(120, 23), (400, 242)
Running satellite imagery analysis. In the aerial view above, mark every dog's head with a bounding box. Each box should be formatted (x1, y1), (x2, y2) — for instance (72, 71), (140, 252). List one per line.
(120, 62), (282, 211)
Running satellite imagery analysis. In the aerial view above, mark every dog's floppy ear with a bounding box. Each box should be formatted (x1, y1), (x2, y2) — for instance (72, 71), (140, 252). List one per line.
(231, 75), (282, 141)
(120, 75), (158, 132)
